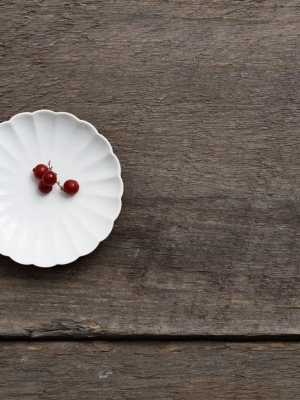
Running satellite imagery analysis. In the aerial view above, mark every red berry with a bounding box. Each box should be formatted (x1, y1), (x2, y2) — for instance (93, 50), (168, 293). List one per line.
(33, 164), (49, 179)
(64, 180), (79, 195)
(42, 170), (57, 186)
(38, 181), (52, 194)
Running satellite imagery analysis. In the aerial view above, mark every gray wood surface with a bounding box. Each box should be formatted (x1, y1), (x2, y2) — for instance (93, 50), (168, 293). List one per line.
(0, 341), (299, 399)
(1, 0), (300, 338)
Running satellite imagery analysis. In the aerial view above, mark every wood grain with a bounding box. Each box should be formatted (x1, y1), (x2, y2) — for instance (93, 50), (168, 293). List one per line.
(1, 0), (300, 337)
(0, 341), (299, 399)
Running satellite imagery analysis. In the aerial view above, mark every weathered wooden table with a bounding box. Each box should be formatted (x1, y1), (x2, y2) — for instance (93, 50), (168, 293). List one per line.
(1, 0), (300, 398)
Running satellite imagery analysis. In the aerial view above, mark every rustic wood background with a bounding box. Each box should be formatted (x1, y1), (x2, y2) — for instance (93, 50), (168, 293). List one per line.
(1, 341), (300, 399)
(1, 0), (300, 397)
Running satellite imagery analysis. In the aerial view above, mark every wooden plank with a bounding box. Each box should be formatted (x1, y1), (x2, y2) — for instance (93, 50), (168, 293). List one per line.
(0, 341), (299, 399)
(1, 0), (300, 337)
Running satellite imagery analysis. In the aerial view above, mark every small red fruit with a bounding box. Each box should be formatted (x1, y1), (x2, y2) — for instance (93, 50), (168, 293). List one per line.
(64, 180), (79, 195)
(42, 170), (57, 186)
(38, 181), (52, 194)
(33, 164), (49, 179)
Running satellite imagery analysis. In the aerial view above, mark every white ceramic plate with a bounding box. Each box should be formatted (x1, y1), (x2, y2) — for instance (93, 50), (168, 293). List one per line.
(0, 110), (123, 267)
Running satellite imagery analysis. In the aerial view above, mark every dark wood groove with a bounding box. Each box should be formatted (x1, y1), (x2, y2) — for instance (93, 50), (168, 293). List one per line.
(1, 335), (300, 342)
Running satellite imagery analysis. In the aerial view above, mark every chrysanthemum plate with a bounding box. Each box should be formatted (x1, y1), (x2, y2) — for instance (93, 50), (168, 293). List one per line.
(0, 110), (123, 267)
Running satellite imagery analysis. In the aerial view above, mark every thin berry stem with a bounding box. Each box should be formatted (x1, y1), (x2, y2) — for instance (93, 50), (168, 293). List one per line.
(56, 181), (65, 191)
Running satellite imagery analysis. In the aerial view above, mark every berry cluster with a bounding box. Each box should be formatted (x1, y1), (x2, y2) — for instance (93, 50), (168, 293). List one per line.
(33, 161), (79, 195)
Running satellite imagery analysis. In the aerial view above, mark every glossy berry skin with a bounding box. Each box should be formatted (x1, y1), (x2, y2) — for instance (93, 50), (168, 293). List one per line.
(38, 181), (52, 194)
(64, 180), (79, 195)
(33, 164), (49, 179)
(42, 170), (57, 186)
